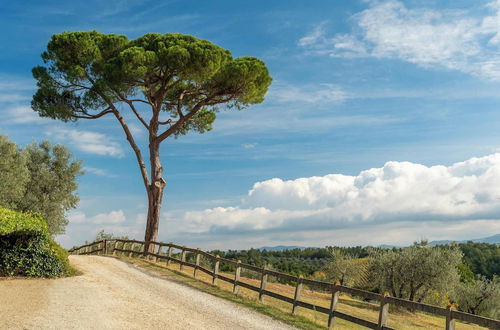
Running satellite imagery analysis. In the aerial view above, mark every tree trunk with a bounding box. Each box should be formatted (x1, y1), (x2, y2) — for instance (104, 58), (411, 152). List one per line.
(144, 141), (166, 253)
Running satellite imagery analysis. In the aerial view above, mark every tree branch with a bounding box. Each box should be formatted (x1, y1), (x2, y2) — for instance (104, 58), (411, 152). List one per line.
(112, 109), (151, 190)
(105, 85), (150, 130)
(73, 109), (113, 119)
(156, 93), (234, 142)
(83, 73), (151, 189)
(156, 102), (203, 142)
(125, 100), (149, 130)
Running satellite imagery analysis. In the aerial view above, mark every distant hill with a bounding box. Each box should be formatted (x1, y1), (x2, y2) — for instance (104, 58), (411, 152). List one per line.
(429, 234), (500, 245)
(258, 234), (500, 251)
(257, 245), (308, 251)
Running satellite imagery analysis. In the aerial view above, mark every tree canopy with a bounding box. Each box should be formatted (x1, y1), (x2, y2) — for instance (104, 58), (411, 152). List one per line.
(370, 243), (463, 302)
(32, 31), (271, 138)
(0, 135), (82, 235)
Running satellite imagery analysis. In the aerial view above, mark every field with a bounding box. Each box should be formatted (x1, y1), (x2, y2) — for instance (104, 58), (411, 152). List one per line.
(118, 255), (487, 330)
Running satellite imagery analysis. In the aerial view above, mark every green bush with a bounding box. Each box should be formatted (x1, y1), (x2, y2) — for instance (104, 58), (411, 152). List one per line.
(0, 207), (70, 277)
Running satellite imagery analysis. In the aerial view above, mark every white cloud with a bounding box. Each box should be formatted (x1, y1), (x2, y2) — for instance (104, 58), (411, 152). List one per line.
(299, 0), (500, 80)
(298, 21), (328, 47)
(46, 127), (124, 157)
(0, 75), (34, 91)
(83, 166), (117, 177)
(68, 210), (126, 224)
(242, 143), (257, 149)
(5, 106), (50, 124)
(91, 210), (126, 224)
(269, 82), (348, 104)
(167, 152), (500, 239)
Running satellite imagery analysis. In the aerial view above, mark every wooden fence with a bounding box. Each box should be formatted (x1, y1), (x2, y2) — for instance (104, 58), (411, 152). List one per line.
(68, 239), (500, 330)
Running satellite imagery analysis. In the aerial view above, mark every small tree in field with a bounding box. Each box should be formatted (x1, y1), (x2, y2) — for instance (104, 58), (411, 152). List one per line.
(31, 31), (272, 249)
(322, 248), (370, 287)
(370, 243), (462, 302)
(453, 275), (500, 318)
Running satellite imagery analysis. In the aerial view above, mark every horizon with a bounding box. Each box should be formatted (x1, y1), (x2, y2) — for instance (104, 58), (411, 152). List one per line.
(2, 0), (500, 249)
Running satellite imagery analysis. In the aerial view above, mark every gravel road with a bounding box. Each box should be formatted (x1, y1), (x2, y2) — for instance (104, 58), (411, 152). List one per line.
(0, 255), (294, 330)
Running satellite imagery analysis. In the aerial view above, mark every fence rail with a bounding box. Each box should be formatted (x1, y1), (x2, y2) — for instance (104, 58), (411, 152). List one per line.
(68, 239), (500, 330)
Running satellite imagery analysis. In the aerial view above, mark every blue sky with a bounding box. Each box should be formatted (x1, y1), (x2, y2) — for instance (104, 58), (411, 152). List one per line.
(2, 0), (500, 249)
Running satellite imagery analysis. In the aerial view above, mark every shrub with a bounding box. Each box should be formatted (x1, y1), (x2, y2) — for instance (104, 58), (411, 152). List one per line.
(0, 207), (70, 277)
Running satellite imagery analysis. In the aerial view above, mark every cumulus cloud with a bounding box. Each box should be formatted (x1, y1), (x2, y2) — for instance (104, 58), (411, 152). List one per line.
(46, 127), (124, 157)
(299, 0), (500, 80)
(169, 153), (500, 237)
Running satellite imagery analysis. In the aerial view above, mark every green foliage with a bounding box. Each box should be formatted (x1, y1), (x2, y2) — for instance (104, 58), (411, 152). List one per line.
(0, 207), (70, 277)
(0, 207), (48, 236)
(32, 31), (272, 134)
(370, 243), (463, 302)
(92, 230), (129, 242)
(209, 247), (372, 279)
(0, 135), (82, 235)
(322, 249), (370, 287)
(0, 136), (29, 209)
(458, 242), (500, 279)
(453, 275), (500, 318)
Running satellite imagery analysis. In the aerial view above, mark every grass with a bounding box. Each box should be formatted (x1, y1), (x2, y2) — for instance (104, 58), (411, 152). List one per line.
(110, 254), (487, 330)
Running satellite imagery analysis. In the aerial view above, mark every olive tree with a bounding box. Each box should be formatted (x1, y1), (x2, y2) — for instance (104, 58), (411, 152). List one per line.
(31, 32), (272, 250)
(370, 243), (462, 302)
(453, 275), (500, 318)
(0, 135), (82, 235)
(0, 135), (29, 209)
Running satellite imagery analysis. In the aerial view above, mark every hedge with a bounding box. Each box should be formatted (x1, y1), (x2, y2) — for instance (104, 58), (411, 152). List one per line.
(0, 207), (70, 277)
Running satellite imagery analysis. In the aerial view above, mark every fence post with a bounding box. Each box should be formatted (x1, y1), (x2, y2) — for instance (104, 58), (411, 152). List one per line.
(377, 292), (390, 329)
(194, 249), (201, 278)
(212, 255), (220, 285)
(233, 260), (241, 294)
(102, 239), (107, 254)
(446, 305), (456, 330)
(180, 247), (186, 271)
(292, 276), (303, 315)
(328, 281), (341, 329)
(113, 240), (118, 255)
(143, 242), (148, 259)
(166, 244), (173, 266)
(152, 244), (161, 262)
(128, 243), (134, 258)
(259, 266), (268, 302)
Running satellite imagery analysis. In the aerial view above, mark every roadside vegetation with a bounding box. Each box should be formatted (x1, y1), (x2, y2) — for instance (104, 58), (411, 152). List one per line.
(0, 207), (73, 277)
(0, 134), (81, 277)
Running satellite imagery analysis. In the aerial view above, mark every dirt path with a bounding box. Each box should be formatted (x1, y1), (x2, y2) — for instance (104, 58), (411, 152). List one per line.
(0, 255), (294, 330)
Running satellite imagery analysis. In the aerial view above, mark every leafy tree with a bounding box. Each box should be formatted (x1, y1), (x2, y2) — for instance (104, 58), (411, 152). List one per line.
(322, 248), (370, 287)
(92, 229), (129, 242)
(370, 243), (462, 302)
(31, 31), (272, 250)
(0, 135), (29, 209)
(458, 242), (500, 279)
(453, 275), (500, 319)
(0, 135), (82, 235)
(17, 141), (82, 235)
